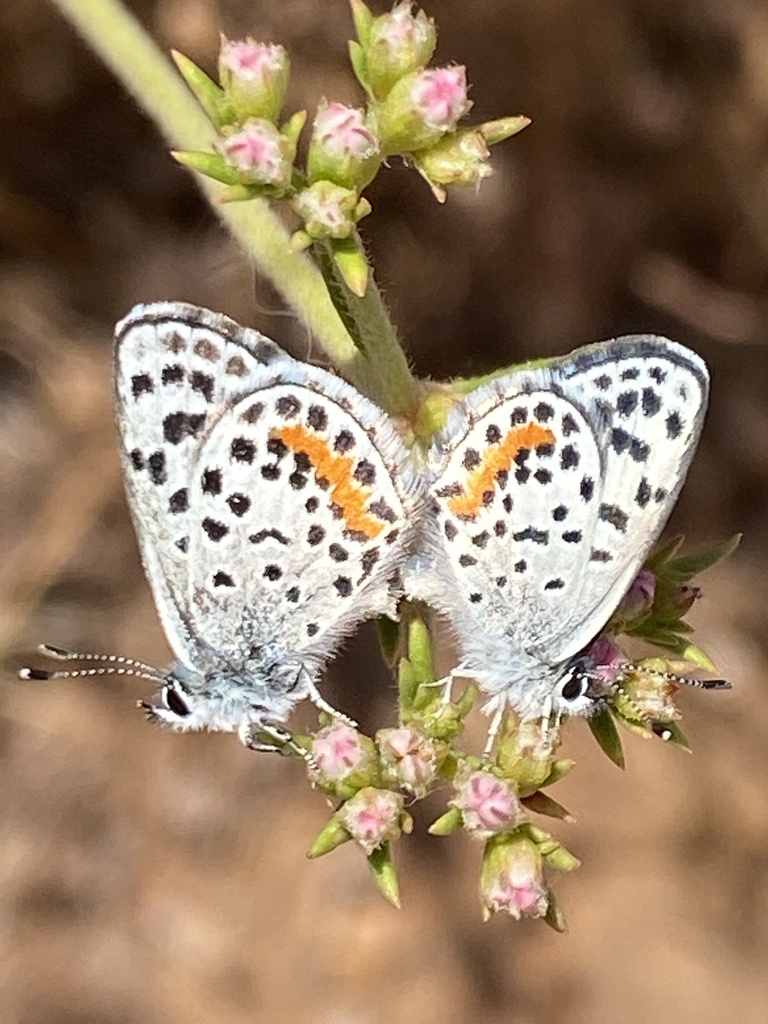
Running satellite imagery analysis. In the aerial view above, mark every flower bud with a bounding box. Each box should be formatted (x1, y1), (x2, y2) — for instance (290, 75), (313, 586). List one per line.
(587, 635), (627, 687)
(412, 128), (491, 200)
(365, 2), (437, 99)
(452, 768), (522, 837)
(613, 660), (681, 725)
(377, 726), (440, 796)
(292, 181), (371, 240)
(377, 66), (472, 154)
(496, 718), (561, 791)
(336, 787), (405, 855)
(218, 37), (290, 122)
(481, 833), (549, 920)
(218, 119), (295, 191)
(307, 102), (381, 189)
(617, 568), (656, 624)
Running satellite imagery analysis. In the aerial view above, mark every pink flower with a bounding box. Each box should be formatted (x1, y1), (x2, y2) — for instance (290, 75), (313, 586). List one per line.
(337, 788), (404, 854)
(377, 726), (438, 795)
(313, 103), (378, 160)
(365, 2), (436, 98)
(219, 120), (292, 187)
(292, 181), (370, 240)
(588, 635), (627, 686)
(453, 770), (521, 836)
(618, 568), (656, 622)
(218, 38), (290, 122)
(311, 723), (365, 780)
(411, 66), (471, 130)
(481, 835), (549, 921)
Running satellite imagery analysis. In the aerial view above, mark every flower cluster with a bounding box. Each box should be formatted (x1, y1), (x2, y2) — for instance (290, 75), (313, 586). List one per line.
(171, 2), (529, 293)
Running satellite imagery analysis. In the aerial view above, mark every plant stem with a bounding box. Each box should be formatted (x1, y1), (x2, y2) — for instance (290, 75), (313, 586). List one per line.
(50, 0), (418, 411)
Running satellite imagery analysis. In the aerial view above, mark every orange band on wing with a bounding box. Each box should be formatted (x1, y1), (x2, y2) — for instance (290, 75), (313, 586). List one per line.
(447, 422), (555, 517)
(273, 423), (385, 539)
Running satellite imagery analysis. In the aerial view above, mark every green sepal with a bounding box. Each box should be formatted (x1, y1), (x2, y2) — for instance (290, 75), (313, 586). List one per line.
(171, 150), (240, 186)
(543, 888), (568, 933)
(307, 817), (352, 858)
(428, 806), (463, 836)
(454, 682), (478, 718)
(368, 842), (401, 908)
(588, 706), (626, 769)
(377, 615), (401, 667)
(280, 109), (308, 147)
(536, 839), (581, 873)
(349, 0), (374, 46)
(332, 237), (370, 297)
(171, 50), (226, 126)
(540, 758), (576, 787)
(520, 790), (574, 822)
(348, 40), (371, 94)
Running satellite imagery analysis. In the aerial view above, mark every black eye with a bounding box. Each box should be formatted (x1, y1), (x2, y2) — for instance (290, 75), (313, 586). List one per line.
(166, 686), (191, 716)
(561, 675), (587, 702)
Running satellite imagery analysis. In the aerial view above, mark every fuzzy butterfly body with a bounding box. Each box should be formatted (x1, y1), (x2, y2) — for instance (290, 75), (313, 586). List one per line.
(406, 336), (709, 722)
(112, 302), (422, 745)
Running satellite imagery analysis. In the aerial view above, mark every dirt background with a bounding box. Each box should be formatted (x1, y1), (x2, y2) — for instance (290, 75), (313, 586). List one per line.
(2, 1), (768, 1022)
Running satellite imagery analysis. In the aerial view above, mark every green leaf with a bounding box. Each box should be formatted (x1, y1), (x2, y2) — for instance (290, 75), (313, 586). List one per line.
(666, 533), (741, 577)
(348, 40), (370, 93)
(377, 616), (401, 667)
(428, 807), (463, 836)
(332, 237), (369, 297)
(349, 0), (374, 45)
(408, 615), (436, 685)
(398, 657), (418, 712)
(307, 818), (351, 858)
(521, 790), (574, 822)
(171, 150), (240, 186)
(171, 50), (225, 126)
(368, 843), (401, 908)
(645, 534), (686, 570)
(588, 707), (626, 769)
(543, 888), (568, 933)
(652, 719), (691, 750)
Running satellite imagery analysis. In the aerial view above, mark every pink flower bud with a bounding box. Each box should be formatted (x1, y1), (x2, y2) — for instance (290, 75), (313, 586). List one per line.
(365, 2), (437, 99)
(219, 119), (293, 189)
(481, 834), (549, 920)
(307, 103), (381, 189)
(588, 635), (627, 686)
(377, 66), (472, 154)
(453, 769), (521, 836)
(617, 568), (656, 623)
(377, 726), (438, 795)
(218, 37), (290, 122)
(412, 66), (471, 130)
(337, 788), (404, 855)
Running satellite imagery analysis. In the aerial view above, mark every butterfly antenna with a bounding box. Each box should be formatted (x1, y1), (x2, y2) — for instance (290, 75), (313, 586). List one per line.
(677, 676), (731, 690)
(19, 645), (166, 685)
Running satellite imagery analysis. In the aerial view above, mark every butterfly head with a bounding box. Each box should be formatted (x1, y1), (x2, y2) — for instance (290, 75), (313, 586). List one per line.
(551, 653), (613, 717)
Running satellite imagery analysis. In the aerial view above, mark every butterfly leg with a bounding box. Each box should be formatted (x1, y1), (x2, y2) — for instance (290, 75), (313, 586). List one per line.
(302, 671), (358, 728)
(240, 720), (315, 764)
(483, 699), (506, 758)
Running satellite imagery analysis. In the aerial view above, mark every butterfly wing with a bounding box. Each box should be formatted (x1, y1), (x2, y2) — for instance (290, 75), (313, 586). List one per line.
(183, 368), (421, 672)
(411, 336), (708, 683)
(114, 302), (302, 668)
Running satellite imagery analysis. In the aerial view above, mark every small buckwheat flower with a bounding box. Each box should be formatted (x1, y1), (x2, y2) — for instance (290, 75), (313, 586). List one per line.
(453, 769), (522, 837)
(413, 128), (491, 199)
(218, 37), (290, 122)
(377, 726), (439, 796)
(614, 660), (682, 724)
(365, 2), (437, 99)
(310, 722), (379, 798)
(617, 568), (656, 624)
(337, 787), (405, 855)
(292, 180), (371, 241)
(307, 102), (381, 189)
(218, 119), (294, 190)
(378, 66), (472, 153)
(481, 833), (549, 921)
(588, 635), (627, 686)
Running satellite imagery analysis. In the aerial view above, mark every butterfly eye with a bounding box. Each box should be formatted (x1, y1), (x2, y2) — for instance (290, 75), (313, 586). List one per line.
(560, 674), (588, 702)
(164, 685), (191, 717)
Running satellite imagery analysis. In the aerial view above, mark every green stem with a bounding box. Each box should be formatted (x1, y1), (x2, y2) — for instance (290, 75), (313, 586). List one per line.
(313, 237), (421, 417)
(50, 0), (407, 396)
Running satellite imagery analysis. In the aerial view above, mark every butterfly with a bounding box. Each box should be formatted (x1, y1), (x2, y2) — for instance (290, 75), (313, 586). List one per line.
(21, 303), (422, 750)
(404, 336), (710, 734)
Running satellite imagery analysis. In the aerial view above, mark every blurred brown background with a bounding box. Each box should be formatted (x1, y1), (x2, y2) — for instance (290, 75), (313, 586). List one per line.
(2, 1), (768, 1022)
